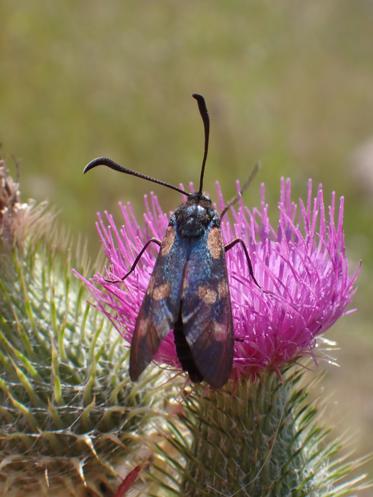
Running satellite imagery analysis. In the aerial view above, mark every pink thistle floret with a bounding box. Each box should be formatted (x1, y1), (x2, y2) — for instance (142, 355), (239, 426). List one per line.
(76, 178), (358, 379)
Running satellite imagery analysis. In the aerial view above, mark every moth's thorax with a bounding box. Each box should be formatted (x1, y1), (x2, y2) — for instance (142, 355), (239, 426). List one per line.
(174, 193), (217, 238)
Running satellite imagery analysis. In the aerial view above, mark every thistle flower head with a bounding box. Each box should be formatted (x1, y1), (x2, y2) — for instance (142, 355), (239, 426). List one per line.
(77, 179), (358, 379)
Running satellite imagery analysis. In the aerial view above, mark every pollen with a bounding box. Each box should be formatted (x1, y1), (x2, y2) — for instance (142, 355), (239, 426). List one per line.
(153, 282), (171, 300)
(161, 227), (175, 256)
(207, 228), (222, 259)
(198, 286), (217, 304)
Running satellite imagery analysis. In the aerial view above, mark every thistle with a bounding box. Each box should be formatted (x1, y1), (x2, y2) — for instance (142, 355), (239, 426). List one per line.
(79, 178), (367, 496)
(0, 163), (170, 497)
(79, 178), (357, 378)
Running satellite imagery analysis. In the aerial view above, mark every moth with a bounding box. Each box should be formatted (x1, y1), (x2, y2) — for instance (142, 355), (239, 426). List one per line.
(84, 94), (259, 388)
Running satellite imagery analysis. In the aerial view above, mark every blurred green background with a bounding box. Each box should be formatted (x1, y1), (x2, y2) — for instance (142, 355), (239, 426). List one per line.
(1, 0), (373, 488)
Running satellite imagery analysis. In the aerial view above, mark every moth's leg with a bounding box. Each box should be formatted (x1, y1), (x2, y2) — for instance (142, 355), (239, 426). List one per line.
(224, 238), (261, 289)
(105, 238), (161, 283)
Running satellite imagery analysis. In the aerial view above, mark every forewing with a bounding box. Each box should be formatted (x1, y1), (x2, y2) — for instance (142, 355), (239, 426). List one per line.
(130, 223), (188, 380)
(181, 224), (233, 388)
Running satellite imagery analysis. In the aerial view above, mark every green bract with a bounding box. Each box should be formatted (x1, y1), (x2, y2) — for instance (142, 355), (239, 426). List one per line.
(0, 227), (166, 497)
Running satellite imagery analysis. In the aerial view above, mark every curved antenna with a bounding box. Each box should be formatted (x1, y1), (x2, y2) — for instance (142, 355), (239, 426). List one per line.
(192, 94), (210, 195)
(83, 157), (189, 197)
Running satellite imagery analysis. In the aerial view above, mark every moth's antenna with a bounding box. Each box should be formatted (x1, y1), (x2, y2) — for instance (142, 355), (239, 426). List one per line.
(220, 162), (260, 219)
(192, 93), (210, 195)
(83, 157), (189, 197)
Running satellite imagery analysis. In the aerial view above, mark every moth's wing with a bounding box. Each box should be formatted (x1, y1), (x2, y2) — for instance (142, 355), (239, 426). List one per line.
(181, 224), (233, 388)
(173, 310), (204, 383)
(130, 223), (188, 380)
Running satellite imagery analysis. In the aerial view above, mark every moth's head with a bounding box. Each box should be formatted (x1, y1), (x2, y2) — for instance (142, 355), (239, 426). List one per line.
(187, 192), (211, 207)
(175, 193), (214, 238)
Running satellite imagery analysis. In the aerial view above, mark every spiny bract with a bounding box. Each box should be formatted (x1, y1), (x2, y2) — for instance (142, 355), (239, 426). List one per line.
(0, 166), (168, 497)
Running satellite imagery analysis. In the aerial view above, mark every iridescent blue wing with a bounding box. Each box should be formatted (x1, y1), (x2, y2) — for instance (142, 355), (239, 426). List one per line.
(129, 219), (188, 380)
(180, 222), (233, 388)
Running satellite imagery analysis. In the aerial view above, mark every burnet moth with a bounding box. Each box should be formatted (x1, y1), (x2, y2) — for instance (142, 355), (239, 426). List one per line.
(84, 94), (259, 388)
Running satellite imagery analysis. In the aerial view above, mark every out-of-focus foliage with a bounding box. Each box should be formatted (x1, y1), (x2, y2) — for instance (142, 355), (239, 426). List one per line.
(1, 1), (373, 252)
(1, 0), (373, 492)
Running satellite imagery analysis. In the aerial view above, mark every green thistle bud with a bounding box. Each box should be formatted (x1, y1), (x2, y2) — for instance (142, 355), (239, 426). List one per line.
(0, 164), (169, 496)
(151, 370), (369, 497)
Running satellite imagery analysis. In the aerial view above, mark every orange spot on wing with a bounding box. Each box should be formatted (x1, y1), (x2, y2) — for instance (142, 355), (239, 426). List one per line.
(198, 286), (218, 304)
(146, 275), (155, 295)
(218, 280), (229, 299)
(136, 318), (150, 337)
(161, 226), (176, 256)
(153, 282), (171, 300)
(207, 228), (222, 259)
(213, 321), (228, 341)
